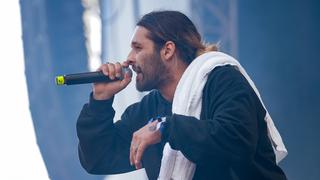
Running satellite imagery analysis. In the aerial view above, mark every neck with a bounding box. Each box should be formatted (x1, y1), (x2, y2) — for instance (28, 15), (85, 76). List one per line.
(158, 60), (188, 102)
(158, 80), (178, 102)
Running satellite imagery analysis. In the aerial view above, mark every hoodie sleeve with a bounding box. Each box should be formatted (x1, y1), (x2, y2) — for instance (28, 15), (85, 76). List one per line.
(76, 93), (135, 174)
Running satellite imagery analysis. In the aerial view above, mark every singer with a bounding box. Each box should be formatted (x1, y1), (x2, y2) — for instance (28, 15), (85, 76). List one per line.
(76, 11), (287, 180)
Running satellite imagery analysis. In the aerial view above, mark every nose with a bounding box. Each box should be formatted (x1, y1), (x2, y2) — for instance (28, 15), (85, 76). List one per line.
(126, 50), (136, 65)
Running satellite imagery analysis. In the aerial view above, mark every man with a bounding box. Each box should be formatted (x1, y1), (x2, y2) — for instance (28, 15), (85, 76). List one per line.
(77, 11), (287, 179)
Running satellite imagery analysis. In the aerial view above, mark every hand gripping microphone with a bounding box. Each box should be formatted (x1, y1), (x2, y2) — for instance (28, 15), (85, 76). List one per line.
(55, 67), (132, 85)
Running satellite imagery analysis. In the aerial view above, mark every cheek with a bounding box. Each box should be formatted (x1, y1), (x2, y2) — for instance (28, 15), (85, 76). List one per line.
(134, 51), (145, 65)
(136, 52), (151, 67)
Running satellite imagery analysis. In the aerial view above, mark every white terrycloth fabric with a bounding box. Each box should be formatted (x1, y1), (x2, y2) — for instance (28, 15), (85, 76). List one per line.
(158, 51), (288, 180)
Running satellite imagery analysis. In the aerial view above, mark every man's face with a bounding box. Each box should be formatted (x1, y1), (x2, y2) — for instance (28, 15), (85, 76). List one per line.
(128, 26), (168, 92)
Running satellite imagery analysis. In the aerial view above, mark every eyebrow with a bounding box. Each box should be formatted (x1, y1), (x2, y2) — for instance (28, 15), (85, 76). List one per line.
(131, 41), (142, 47)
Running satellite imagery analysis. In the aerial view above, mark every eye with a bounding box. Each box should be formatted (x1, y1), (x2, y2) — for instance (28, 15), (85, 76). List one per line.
(135, 46), (142, 51)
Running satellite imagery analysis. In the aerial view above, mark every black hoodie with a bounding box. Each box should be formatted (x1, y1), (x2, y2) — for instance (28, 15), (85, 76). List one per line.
(76, 65), (287, 180)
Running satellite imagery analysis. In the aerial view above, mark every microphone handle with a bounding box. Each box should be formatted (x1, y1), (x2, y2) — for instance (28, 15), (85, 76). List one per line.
(55, 68), (132, 85)
(65, 71), (116, 85)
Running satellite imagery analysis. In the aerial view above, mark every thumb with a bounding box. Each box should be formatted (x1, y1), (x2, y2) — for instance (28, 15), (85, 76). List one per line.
(119, 72), (132, 88)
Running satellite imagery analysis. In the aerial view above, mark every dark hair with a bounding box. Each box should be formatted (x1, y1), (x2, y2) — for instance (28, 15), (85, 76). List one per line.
(137, 10), (217, 64)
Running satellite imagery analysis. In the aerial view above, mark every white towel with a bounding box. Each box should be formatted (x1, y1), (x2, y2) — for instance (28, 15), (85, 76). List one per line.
(158, 51), (287, 180)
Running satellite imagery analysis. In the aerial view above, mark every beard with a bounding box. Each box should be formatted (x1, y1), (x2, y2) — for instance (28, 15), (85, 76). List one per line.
(134, 51), (168, 92)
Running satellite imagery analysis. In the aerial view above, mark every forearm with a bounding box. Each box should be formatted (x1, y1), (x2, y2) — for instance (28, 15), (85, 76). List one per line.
(76, 93), (133, 174)
(164, 113), (258, 165)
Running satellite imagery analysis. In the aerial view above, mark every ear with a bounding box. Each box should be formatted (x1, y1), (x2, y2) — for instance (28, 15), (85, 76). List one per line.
(161, 41), (176, 61)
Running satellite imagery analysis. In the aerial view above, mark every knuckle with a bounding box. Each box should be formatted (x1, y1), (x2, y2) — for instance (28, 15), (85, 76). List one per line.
(133, 132), (139, 138)
(107, 63), (113, 67)
(132, 136), (137, 142)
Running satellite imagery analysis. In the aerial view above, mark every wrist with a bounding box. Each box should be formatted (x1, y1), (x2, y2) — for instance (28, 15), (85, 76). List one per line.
(148, 116), (169, 142)
(156, 117), (167, 134)
(89, 92), (114, 112)
(93, 92), (114, 100)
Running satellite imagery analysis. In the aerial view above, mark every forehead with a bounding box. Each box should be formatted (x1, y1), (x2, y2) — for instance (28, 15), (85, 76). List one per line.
(130, 26), (154, 46)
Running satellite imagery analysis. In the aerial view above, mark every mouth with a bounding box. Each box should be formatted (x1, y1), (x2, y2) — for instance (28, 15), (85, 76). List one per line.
(132, 65), (143, 81)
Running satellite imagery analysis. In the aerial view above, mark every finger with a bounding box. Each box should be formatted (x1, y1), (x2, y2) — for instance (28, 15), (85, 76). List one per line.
(130, 134), (138, 166)
(136, 161), (142, 170)
(120, 72), (132, 87)
(107, 63), (116, 80)
(114, 62), (122, 78)
(129, 141), (135, 166)
(122, 61), (129, 68)
(100, 64), (109, 76)
(134, 142), (146, 169)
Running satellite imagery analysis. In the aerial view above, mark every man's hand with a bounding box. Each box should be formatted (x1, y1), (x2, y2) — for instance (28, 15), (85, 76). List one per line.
(93, 61), (132, 100)
(130, 120), (161, 169)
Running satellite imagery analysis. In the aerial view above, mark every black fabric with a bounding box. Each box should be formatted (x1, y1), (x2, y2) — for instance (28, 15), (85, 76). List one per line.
(76, 65), (287, 180)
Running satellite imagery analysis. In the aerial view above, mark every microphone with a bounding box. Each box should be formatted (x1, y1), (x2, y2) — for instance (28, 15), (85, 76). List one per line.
(55, 67), (132, 85)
